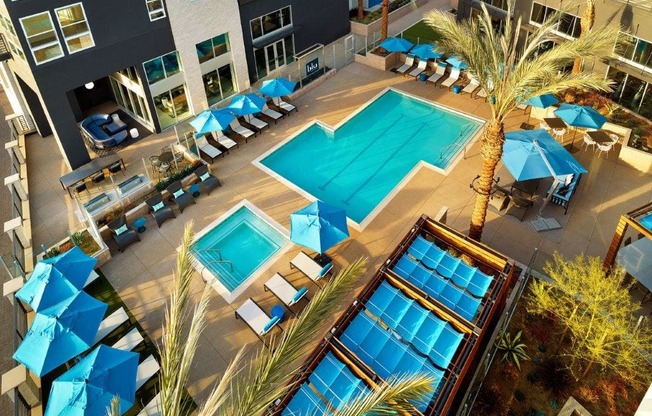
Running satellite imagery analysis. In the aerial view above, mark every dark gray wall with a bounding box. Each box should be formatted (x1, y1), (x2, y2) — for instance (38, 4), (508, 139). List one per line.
(238, 0), (350, 81)
(5, 0), (176, 168)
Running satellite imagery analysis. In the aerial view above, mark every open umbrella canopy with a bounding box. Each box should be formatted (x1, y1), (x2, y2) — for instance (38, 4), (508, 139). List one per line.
(524, 94), (558, 109)
(502, 129), (587, 181)
(290, 200), (349, 254)
(13, 291), (107, 377)
(16, 247), (97, 312)
(379, 37), (414, 53)
(45, 345), (139, 416)
(446, 56), (469, 69)
(259, 77), (297, 98)
(410, 44), (442, 60)
(190, 109), (235, 134)
(226, 93), (266, 116)
(554, 103), (607, 129)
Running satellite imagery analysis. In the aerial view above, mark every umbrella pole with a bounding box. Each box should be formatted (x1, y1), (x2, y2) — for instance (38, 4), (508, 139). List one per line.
(538, 177), (560, 217)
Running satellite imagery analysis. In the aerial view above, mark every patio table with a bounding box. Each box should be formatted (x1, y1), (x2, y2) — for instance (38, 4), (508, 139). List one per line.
(511, 179), (540, 200)
(617, 238), (652, 292)
(543, 117), (567, 130)
(586, 130), (614, 145)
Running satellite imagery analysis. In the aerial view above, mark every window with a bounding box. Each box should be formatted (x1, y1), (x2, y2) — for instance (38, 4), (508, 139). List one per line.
(607, 67), (651, 117)
(55, 3), (94, 53)
(153, 84), (190, 129)
(1, 14), (25, 61)
(19, 12), (63, 64)
(530, 3), (580, 39)
(147, 0), (166, 21)
(250, 6), (291, 40)
(202, 63), (235, 106)
(253, 35), (295, 80)
(143, 51), (181, 84)
(481, 0), (508, 11)
(615, 32), (652, 72)
(196, 33), (230, 64)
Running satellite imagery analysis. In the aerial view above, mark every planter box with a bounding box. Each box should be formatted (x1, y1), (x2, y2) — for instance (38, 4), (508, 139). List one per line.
(38, 229), (111, 267)
(619, 140), (652, 174)
(354, 50), (399, 71)
(350, 0), (427, 37)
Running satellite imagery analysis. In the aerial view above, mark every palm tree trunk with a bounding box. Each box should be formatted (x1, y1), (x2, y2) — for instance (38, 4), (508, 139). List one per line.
(357, 0), (364, 20)
(381, 0), (389, 40)
(572, 0), (596, 74)
(468, 119), (505, 241)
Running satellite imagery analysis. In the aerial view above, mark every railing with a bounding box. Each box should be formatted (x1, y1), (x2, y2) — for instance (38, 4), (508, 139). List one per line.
(200, 248), (234, 271)
(437, 123), (478, 163)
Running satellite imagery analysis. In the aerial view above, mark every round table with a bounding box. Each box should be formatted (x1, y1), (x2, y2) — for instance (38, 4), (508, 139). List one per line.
(133, 217), (147, 233)
(159, 151), (174, 163)
(189, 183), (201, 198)
(270, 305), (285, 322)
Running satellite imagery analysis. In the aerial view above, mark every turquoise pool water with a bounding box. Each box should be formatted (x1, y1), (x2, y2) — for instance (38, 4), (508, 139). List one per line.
(260, 89), (482, 224)
(191, 206), (287, 292)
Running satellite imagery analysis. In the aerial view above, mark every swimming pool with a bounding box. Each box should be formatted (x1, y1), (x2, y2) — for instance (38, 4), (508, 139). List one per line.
(190, 201), (289, 303)
(256, 88), (483, 228)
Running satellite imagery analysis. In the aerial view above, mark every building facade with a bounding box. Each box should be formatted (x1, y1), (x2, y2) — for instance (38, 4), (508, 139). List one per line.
(457, 0), (652, 120)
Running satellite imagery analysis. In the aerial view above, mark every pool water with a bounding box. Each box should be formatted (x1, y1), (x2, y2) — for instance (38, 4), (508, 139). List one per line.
(191, 204), (287, 298)
(259, 89), (482, 225)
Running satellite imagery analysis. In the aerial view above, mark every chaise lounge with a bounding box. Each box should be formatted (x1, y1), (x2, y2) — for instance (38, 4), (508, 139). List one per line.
(264, 273), (309, 314)
(235, 298), (281, 345)
(193, 165), (221, 195)
(81, 114), (129, 150)
(107, 215), (141, 252)
(166, 181), (196, 213)
(547, 173), (581, 215)
(145, 193), (176, 228)
(290, 251), (333, 286)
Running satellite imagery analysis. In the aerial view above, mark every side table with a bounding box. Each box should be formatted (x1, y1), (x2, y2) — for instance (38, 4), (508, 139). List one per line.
(189, 183), (201, 198)
(270, 305), (285, 323)
(133, 217), (147, 233)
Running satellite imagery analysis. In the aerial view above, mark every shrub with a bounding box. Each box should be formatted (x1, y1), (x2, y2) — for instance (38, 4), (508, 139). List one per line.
(474, 383), (507, 415)
(530, 321), (550, 345)
(577, 386), (599, 403)
(513, 389), (526, 402)
(535, 357), (573, 399)
(155, 163), (199, 192)
(496, 330), (530, 370)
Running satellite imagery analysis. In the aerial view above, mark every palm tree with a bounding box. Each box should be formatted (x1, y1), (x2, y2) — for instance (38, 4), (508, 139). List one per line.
(357, 0), (364, 20)
(424, 3), (617, 241)
(572, 0), (596, 74)
(154, 224), (434, 416)
(380, 0), (390, 40)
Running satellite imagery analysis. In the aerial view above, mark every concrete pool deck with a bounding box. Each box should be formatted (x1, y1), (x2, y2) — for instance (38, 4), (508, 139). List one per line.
(24, 61), (652, 403)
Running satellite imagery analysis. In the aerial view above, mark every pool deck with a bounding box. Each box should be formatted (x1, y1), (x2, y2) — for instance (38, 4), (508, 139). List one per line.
(24, 61), (652, 402)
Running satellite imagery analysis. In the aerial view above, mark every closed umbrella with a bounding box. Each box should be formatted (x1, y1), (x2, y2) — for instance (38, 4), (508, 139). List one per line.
(379, 37), (414, 53)
(16, 246), (97, 312)
(45, 345), (139, 416)
(13, 291), (107, 377)
(446, 56), (469, 70)
(410, 44), (442, 60)
(554, 103), (608, 151)
(190, 109), (235, 135)
(290, 201), (349, 258)
(259, 77), (297, 98)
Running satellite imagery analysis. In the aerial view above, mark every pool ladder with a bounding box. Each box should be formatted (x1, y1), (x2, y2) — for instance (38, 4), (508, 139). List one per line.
(201, 249), (234, 271)
(437, 123), (476, 163)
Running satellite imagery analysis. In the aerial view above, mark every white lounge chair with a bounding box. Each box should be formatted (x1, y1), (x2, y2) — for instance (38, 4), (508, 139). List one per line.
(290, 251), (333, 285)
(136, 355), (160, 390)
(246, 115), (269, 132)
(113, 327), (144, 352)
(408, 59), (428, 78)
(462, 78), (480, 95)
(260, 103), (284, 123)
(92, 307), (129, 345)
(274, 98), (297, 114)
(440, 68), (461, 89)
(213, 130), (238, 151)
(195, 135), (222, 162)
(427, 64), (447, 85)
(138, 393), (161, 416)
(264, 273), (309, 311)
(235, 298), (281, 344)
(229, 119), (255, 141)
(396, 54), (416, 75)
(476, 87), (488, 100)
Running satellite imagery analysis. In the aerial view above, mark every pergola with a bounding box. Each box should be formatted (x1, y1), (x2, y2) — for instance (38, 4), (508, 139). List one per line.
(603, 203), (652, 282)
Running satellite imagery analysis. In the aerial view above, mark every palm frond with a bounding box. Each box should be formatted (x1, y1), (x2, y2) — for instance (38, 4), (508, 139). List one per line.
(106, 397), (120, 416)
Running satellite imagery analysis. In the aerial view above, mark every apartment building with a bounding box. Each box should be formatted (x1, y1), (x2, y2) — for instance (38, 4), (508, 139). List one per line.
(457, 0), (652, 120)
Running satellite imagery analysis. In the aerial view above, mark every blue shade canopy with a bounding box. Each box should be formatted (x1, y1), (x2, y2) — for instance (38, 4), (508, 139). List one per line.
(290, 201), (350, 254)
(45, 345), (139, 416)
(259, 77), (297, 98)
(379, 37), (414, 53)
(410, 44), (442, 60)
(16, 247), (97, 312)
(445, 56), (469, 69)
(13, 291), (107, 377)
(226, 93), (266, 116)
(190, 109), (235, 134)
(553, 103), (608, 129)
(502, 129), (587, 181)
(524, 94), (558, 109)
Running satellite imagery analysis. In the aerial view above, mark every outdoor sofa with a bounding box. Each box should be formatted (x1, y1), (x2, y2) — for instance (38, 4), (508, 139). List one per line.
(81, 114), (128, 150)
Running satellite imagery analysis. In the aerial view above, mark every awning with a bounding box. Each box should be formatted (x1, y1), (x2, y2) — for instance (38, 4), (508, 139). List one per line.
(252, 25), (299, 49)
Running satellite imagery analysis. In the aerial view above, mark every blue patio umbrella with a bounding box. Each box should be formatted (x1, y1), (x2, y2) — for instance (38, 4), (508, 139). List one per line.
(379, 37), (414, 53)
(446, 56), (469, 70)
(553, 103), (607, 129)
(227, 93), (266, 116)
(524, 93), (558, 109)
(502, 129), (587, 182)
(190, 109), (235, 134)
(259, 77), (297, 98)
(45, 345), (139, 416)
(16, 246), (97, 312)
(410, 44), (442, 60)
(13, 291), (107, 377)
(290, 200), (349, 255)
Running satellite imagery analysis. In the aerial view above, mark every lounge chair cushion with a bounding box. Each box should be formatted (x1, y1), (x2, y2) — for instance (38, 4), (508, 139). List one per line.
(200, 172), (211, 182)
(115, 224), (128, 236)
(292, 287), (309, 304)
(556, 185), (570, 196)
(152, 202), (164, 212)
(318, 263), (333, 278)
(263, 316), (280, 334)
(173, 189), (184, 198)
